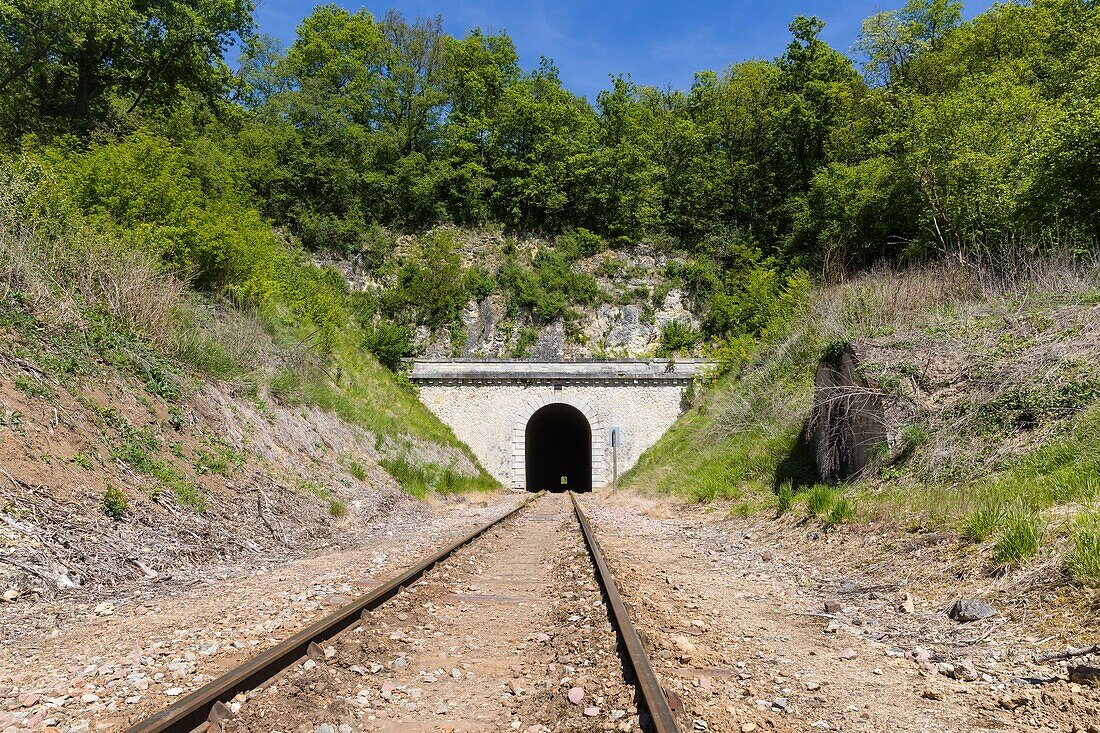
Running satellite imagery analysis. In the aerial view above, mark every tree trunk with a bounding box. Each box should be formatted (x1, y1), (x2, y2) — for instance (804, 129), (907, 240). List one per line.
(72, 32), (101, 125)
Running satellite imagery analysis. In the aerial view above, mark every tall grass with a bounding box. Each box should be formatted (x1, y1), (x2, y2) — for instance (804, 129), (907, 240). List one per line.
(961, 500), (1008, 542)
(992, 511), (1043, 566)
(1065, 514), (1100, 585)
(826, 496), (855, 526)
(806, 485), (836, 516)
(379, 455), (498, 499)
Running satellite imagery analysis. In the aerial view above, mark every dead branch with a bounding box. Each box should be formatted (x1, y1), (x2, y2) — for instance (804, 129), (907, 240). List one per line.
(256, 490), (289, 547)
(0, 554), (61, 590)
(1035, 645), (1100, 663)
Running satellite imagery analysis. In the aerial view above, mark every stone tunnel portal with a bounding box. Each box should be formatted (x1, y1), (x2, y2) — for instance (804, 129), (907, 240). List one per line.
(408, 359), (716, 490)
(524, 403), (592, 493)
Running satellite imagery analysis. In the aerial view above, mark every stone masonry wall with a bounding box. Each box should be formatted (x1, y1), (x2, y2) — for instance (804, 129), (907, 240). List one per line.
(417, 383), (687, 489)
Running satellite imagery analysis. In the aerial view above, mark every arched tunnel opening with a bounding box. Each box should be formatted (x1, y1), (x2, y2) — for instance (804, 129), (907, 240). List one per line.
(525, 403), (592, 493)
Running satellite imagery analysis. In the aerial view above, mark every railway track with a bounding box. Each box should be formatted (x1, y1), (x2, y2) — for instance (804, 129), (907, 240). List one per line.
(126, 492), (679, 733)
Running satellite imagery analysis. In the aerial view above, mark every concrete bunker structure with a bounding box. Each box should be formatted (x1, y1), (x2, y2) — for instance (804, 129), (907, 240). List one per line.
(409, 359), (713, 491)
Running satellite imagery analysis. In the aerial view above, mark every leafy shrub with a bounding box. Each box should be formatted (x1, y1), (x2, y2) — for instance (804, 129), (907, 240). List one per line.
(510, 327), (539, 358)
(651, 282), (673, 307)
(449, 320), (468, 356)
(656, 320), (700, 357)
(14, 375), (54, 400)
(993, 512), (1043, 566)
(295, 210), (370, 255)
(982, 379), (1100, 431)
(556, 227), (606, 260)
(596, 258), (627, 278)
(253, 253), (349, 354)
(102, 485), (128, 519)
(382, 232), (469, 330)
(710, 333), (757, 376)
(670, 257), (721, 308)
(362, 319), (415, 370)
(193, 442), (244, 475)
(54, 131), (279, 293)
(173, 482), (208, 512)
(463, 265), (496, 300)
(499, 248), (598, 322)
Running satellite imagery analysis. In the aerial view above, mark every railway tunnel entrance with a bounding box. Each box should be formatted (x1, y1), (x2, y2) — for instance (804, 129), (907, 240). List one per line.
(409, 359), (715, 489)
(524, 403), (592, 493)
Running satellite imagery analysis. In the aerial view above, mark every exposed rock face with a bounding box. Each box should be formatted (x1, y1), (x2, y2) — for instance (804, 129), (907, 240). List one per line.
(465, 296), (502, 355)
(807, 344), (889, 483)
(602, 304), (646, 352)
(327, 229), (703, 360)
(439, 282), (699, 359)
(531, 318), (566, 360)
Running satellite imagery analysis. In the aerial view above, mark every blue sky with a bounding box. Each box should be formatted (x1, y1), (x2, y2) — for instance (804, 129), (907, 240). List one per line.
(252, 0), (989, 100)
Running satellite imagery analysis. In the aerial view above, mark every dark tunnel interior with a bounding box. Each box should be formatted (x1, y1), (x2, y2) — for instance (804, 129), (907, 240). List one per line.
(524, 403), (592, 493)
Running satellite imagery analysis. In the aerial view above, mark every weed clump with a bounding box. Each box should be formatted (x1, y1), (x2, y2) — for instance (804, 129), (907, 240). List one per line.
(348, 460), (367, 481)
(801, 484), (855, 526)
(961, 500), (1008, 542)
(101, 485), (127, 519)
(826, 497), (855, 526)
(806, 484), (836, 516)
(1064, 514), (1100, 584)
(193, 441), (244, 475)
(776, 481), (794, 515)
(993, 512), (1043, 566)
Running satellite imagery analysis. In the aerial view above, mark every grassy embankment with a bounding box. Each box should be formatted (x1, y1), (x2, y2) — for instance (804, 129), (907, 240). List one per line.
(625, 260), (1100, 583)
(0, 153), (497, 504)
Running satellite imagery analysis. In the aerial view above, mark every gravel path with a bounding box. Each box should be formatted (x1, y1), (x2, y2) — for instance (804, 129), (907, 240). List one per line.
(228, 492), (638, 732)
(581, 496), (1100, 733)
(5, 491), (1098, 733)
(0, 497), (516, 732)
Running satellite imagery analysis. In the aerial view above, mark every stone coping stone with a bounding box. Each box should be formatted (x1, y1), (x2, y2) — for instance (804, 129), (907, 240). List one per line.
(409, 359), (716, 383)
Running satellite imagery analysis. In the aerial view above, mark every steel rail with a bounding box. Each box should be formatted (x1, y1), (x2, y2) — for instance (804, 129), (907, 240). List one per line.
(126, 494), (540, 733)
(570, 493), (680, 733)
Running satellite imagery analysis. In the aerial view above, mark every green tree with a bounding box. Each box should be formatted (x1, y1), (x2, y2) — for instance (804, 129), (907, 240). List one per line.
(487, 58), (599, 230)
(591, 76), (663, 238)
(377, 10), (448, 156)
(771, 17), (864, 261)
(0, 0), (253, 139)
(856, 0), (962, 87)
(440, 29), (521, 222)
